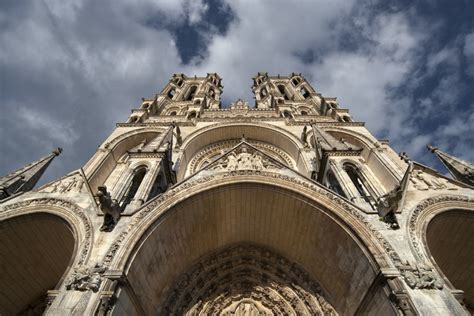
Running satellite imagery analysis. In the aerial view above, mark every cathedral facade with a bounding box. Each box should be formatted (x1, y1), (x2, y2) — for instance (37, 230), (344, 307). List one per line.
(1, 73), (473, 315)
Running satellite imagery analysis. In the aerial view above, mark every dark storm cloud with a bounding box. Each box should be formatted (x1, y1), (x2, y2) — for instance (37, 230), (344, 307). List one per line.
(0, 0), (473, 184)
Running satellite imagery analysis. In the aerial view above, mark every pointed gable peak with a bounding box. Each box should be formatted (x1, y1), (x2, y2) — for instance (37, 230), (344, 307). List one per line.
(427, 144), (474, 186)
(0, 148), (62, 200)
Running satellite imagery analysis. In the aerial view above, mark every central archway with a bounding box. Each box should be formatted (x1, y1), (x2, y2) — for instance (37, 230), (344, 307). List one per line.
(117, 181), (396, 315)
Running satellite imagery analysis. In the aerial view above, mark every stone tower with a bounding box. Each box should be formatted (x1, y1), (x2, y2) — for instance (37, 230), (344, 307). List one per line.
(1, 73), (473, 315)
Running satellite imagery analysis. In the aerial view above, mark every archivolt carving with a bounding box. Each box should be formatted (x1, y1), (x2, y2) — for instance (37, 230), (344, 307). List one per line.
(1, 197), (93, 265)
(160, 243), (338, 315)
(407, 195), (473, 261)
(188, 139), (293, 174)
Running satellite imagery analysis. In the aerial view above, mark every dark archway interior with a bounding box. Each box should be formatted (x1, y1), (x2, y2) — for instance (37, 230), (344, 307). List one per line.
(118, 183), (395, 315)
(426, 209), (474, 312)
(0, 213), (75, 315)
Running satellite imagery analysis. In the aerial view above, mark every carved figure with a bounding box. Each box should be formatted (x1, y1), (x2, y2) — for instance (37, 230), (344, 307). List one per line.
(95, 186), (121, 232)
(251, 154), (265, 170)
(226, 153), (238, 170)
(376, 186), (402, 229)
(64, 263), (106, 292)
(301, 125), (308, 146)
(398, 261), (443, 290)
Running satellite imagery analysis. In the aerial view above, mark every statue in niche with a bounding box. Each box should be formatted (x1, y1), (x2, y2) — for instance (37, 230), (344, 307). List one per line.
(95, 186), (121, 232)
(301, 125), (308, 147)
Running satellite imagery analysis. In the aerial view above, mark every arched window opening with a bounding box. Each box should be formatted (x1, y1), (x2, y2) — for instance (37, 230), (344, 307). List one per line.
(343, 164), (376, 209)
(300, 87), (310, 99)
(167, 88), (175, 99)
(169, 111), (177, 116)
(278, 85), (289, 100)
(130, 116), (141, 123)
(120, 167), (147, 209)
(326, 171), (347, 198)
(209, 88), (216, 99)
(188, 112), (197, 120)
(341, 115), (351, 122)
(261, 88), (268, 97)
(292, 78), (300, 86)
(147, 173), (166, 201)
(283, 111), (292, 119)
(300, 110), (308, 116)
(186, 86), (198, 101)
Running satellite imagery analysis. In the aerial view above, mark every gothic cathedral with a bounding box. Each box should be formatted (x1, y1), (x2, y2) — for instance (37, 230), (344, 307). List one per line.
(1, 73), (473, 315)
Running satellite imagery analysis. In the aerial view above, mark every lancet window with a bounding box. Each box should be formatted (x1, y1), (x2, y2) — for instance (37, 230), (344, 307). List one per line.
(343, 163), (377, 209)
(278, 85), (289, 100)
(325, 170), (347, 198)
(119, 167), (147, 209)
(300, 87), (310, 99)
(167, 88), (175, 99)
(185, 85), (198, 101)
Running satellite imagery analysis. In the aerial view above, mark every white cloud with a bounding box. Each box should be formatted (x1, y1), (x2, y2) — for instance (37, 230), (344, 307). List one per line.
(464, 32), (474, 76)
(17, 105), (79, 145)
(187, 0), (209, 25)
(0, 0), (471, 178)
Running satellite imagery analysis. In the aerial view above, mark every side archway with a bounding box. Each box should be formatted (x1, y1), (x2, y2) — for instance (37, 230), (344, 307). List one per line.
(408, 196), (474, 312)
(0, 199), (91, 315)
(107, 175), (398, 315)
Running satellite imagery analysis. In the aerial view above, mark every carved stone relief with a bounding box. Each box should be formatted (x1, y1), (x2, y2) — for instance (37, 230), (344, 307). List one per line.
(410, 170), (457, 191)
(211, 148), (281, 172)
(188, 139), (293, 174)
(64, 264), (106, 292)
(397, 261), (443, 290)
(38, 174), (86, 194)
(159, 244), (338, 315)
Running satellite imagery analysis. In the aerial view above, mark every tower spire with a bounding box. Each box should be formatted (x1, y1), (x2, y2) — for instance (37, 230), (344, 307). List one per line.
(427, 144), (474, 186)
(0, 148), (62, 200)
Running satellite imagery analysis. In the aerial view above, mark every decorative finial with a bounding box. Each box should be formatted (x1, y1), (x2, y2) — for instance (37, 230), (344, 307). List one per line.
(427, 144), (438, 153)
(399, 152), (410, 163)
(52, 147), (63, 156)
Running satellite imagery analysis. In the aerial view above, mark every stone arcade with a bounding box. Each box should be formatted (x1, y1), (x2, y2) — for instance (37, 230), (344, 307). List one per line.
(1, 73), (473, 315)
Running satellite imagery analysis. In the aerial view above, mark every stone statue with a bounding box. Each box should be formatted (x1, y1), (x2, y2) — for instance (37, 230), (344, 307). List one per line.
(376, 186), (402, 229)
(301, 125), (308, 146)
(251, 154), (265, 170)
(226, 153), (238, 170)
(174, 124), (183, 147)
(95, 186), (121, 232)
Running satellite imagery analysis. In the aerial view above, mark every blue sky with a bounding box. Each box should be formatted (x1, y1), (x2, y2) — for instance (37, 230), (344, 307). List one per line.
(0, 0), (473, 182)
